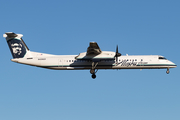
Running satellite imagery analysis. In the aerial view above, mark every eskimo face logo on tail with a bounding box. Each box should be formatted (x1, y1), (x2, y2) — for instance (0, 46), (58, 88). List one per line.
(11, 43), (22, 55)
(7, 39), (26, 58)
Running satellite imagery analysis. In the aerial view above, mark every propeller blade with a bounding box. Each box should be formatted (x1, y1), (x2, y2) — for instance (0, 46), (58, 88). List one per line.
(115, 45), (121, 57)
(115, 45), (121, 63)
(116, 45), (118, 54)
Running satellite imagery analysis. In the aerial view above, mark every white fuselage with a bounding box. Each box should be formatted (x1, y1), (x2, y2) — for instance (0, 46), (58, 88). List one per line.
(11, 51), (176, 70)
(4, 32), (177, 79)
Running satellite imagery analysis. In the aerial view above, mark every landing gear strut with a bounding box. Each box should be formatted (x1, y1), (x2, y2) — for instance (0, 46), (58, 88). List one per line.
(90, 61), (98, 79)
(166, 68), (170, 74)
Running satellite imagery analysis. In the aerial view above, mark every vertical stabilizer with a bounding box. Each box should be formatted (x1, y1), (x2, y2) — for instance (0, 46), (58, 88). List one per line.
(3, 32), (31, 58)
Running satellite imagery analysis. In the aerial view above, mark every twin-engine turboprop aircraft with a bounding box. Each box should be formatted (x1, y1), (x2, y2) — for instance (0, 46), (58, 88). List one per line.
(4, 32), (177, 79)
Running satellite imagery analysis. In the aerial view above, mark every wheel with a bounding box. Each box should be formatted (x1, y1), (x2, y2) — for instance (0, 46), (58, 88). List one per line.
(92, 74), (96, 79)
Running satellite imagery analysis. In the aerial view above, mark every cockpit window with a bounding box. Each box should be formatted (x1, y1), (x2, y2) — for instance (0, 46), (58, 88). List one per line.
(159, 57), (167, 60)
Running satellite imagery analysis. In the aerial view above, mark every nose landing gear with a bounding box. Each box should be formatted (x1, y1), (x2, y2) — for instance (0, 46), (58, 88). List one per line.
(166, 68), (170, 74)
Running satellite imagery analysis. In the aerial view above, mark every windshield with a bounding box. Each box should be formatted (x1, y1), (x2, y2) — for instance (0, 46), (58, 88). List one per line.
(159, 57), (167, 60)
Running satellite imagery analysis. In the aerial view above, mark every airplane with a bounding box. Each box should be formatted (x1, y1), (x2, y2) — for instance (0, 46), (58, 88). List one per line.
(3, 32), (177, 79)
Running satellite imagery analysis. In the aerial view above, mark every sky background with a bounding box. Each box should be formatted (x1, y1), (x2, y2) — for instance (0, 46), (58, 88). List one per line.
(0, 0), (180, 120)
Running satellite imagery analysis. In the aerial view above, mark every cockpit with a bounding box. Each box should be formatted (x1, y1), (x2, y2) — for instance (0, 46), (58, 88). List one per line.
(158, 56), (167, 60)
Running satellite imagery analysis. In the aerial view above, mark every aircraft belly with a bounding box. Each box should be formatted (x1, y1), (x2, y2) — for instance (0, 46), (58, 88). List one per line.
(113, 65), (174, 69)
(42, 64), (175, 70)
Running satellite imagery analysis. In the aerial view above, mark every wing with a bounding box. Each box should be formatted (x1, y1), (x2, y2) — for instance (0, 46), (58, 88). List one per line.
(75, 42), (116, 60)
(86, 42), (102, 55)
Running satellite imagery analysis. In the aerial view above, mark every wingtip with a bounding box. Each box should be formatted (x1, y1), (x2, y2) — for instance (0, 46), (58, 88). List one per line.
(90, 41), (97, 44)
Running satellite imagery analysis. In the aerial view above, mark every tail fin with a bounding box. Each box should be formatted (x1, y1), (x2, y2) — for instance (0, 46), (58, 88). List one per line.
(3, 32), (30, 59)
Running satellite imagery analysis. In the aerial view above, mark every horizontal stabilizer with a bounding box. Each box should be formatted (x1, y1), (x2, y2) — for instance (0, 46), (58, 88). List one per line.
(3, 32), (18, 38)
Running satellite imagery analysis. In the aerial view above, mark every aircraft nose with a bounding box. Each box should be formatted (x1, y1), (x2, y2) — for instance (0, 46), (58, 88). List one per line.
(174, 63), (177, 67)
(170, 61), (177, 68)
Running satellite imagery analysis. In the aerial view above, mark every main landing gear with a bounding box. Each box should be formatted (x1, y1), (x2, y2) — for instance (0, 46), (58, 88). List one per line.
(90, 62), (98, 79)
(166, 68), (170, 74)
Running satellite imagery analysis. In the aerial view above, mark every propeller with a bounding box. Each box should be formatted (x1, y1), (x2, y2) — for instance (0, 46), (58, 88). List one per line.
(115, 45), (121, 62)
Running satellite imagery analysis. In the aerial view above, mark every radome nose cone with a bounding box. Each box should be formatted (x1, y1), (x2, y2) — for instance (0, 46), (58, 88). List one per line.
(172, 62), (177, 68)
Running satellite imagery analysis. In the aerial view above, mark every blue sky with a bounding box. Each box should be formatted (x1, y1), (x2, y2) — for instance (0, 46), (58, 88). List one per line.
(0, 0), (180, 120)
